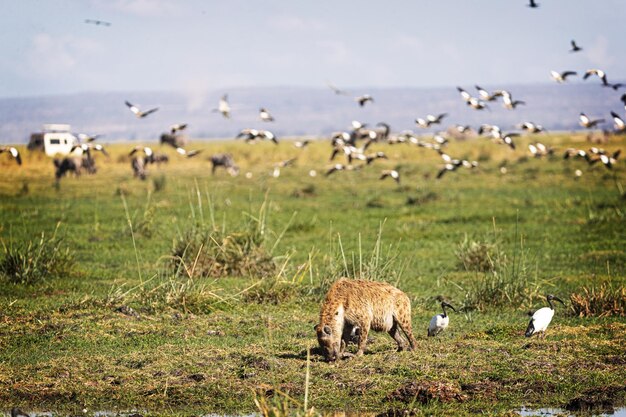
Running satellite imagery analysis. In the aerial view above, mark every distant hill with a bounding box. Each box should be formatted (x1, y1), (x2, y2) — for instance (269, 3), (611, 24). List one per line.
(0, 83), (622, 144)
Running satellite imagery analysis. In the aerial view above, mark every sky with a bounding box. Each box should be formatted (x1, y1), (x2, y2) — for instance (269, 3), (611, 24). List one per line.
(1, 0), (625, 98)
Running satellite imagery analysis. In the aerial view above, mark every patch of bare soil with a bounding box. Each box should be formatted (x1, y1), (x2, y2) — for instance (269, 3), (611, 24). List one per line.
(565, 385), (626, 413)
(386, 380), (467, 404)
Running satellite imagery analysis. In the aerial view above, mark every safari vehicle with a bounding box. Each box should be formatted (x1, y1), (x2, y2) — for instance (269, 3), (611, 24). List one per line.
(28, 124), (78, 157)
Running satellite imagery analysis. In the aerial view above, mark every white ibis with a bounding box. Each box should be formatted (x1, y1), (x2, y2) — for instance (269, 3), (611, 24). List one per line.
(525, 295), (565, 338)
(428, 301), (457, 337)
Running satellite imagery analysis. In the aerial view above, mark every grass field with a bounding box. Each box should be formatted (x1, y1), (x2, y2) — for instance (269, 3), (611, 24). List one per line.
(1, 133), (625, 416)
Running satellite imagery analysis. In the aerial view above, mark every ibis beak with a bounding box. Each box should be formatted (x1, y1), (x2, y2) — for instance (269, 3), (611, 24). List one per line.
(443, 302), (457, 312)
(553, 296), (565, 305)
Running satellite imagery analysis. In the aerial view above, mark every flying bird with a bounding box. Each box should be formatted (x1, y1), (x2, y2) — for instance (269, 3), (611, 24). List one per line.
(550, 70), (577, 83)
(583, 69), (609, 86)
(326, 81), (350, 96)
(428, 300), (457, 337)
(475, 85), (501, 102)
(518, 122), (546, 133)
(212, 94), (231, 118)
(175, 147), (201, 158)
(501, 91), (525, 109)
(71, 143), (109, 157)
(579, 113), (605, 129)
(597, 150), (621, 169)
(0, 146), (22, 165)
(611, 111), (626, 132)
(355, 94), (374, 107)
(85, 19), (111, 26)
(259, 108), (275, 122)
(170, 124), (188, 134)
(569, 40), (582, 52)
(525, 295), (565, 338)
(379, 169), (400, 184)
(125, 101), (159, 118)
(416, 113), (448, 128)
(76, 133), (102, 142)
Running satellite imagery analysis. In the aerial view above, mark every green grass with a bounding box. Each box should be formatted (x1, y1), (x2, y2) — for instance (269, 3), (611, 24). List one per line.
(0, 133), (625, 416)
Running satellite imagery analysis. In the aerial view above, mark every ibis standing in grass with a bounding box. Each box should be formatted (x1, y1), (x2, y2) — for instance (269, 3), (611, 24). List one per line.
(525, 294), (565, 338)
(428, 300), (457, 337)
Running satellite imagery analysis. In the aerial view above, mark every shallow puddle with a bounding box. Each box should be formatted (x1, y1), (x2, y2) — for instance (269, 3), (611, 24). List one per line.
(519, 406), (626, 417)
(4, 408), (626, 416)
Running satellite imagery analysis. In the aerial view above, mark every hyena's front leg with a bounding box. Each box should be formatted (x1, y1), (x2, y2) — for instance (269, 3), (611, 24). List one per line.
(355, 319), (371, 356)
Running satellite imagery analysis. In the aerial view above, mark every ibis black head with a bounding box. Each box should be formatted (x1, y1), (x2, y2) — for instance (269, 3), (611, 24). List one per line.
(546, 294), (565, 305)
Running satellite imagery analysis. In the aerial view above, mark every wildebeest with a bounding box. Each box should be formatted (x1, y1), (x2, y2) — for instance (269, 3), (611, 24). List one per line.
(53, 156), (96, 180)
(160, 133), (188, 148)
(210, 153), (239, 176)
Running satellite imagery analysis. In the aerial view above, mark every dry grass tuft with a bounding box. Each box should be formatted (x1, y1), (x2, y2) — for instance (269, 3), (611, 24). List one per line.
(570, 283), (626, 317)
(0, 227), (75, 285)
(172, 227), (276, 279)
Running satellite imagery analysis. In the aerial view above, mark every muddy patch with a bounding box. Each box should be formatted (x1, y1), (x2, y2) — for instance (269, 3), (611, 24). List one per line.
(565, 384), (626, 413)
(386, 380), (467, 404)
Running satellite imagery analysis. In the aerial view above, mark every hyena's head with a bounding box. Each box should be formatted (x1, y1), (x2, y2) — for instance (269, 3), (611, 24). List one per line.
(314, 323), (341, 362)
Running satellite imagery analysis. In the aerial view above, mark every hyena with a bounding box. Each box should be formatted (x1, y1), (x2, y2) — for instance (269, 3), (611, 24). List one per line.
(314, 278), (417, 361)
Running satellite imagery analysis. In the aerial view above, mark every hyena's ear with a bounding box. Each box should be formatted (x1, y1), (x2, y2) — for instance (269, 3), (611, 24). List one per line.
(313, 324), (319, 332)
(323, 325), (332, 335)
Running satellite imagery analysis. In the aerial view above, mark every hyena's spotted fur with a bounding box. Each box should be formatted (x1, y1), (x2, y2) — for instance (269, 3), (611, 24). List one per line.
(314, 278), (417, 361)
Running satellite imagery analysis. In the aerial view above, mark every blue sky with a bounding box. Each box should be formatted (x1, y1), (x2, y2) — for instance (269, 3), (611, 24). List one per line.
(1, 0), (625, 98)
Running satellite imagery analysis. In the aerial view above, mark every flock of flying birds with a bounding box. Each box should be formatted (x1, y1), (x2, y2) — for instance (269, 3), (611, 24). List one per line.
(1, 5), (624, 186)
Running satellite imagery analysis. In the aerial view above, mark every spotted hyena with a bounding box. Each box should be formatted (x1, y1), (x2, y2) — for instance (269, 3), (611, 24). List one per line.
(314, 278), (417, 361)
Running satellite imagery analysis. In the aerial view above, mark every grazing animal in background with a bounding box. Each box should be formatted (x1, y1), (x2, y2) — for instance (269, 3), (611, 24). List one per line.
(525, 295), (565, 338)
(131, 156), (148, 180)
(129, 146), (156, 180)
(314, 278), (418, 361)
(160, 133), (188, 148)
(0, 146), (22, 165)
(527, 0), (539, 8)
(570, 40), (582, 52)
(294, 140), (311, 149)
(210, 153), (239, 176)
(125, 100), (159, 118)
(53, 156), (96, 180)
(428, 299), (457, 337)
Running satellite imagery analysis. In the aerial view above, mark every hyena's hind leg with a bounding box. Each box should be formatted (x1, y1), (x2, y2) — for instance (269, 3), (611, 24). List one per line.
(394, 296), (418, 351)
(388, 321), (409, 351)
